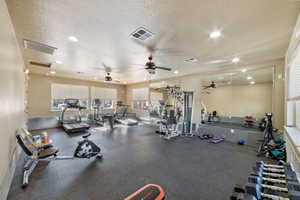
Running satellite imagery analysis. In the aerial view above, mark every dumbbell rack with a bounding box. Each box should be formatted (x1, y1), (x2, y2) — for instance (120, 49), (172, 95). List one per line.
(230, 161), (300, 200)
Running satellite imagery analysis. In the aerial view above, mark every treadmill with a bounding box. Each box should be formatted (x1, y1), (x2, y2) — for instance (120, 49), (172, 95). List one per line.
(60, 99), (90, 133)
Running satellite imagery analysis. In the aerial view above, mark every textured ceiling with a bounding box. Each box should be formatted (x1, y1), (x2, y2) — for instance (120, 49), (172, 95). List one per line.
(151, 67), (274, 88)
(6, 0), (300, 83)
(199, 67), (274, 85)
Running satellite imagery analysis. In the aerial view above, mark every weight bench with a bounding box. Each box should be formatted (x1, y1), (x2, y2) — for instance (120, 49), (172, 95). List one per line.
(16, 129), (73, 188)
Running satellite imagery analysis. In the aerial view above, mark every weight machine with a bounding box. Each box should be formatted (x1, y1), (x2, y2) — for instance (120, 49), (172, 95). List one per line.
(182, 91), (194, 137)
(155, 86), (183, 140)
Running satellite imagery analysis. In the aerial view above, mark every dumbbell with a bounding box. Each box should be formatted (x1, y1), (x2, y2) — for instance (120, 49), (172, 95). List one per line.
(231, 184), (246, 200)
(253, 165), (298, 182)
(246, 181), (300, 200)
(256, 162), (294, 174)
(256, 162), (292, 172)
(256, 161), (285, 169)
(249, 175), (286, 185)
(254, 165), (285, 173)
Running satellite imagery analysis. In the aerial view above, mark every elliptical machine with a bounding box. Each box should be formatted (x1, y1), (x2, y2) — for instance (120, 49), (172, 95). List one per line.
(91, 98), (103, 125)
(114, 101), (138, 126)
(17, 128), (102, 188)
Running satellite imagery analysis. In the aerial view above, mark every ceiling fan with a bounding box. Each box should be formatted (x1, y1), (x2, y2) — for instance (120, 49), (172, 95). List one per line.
(94, 64), (120, 83)
(105, 72), (112, 82)
(144, 55), (172, 74)
(203, 81), (216, 90)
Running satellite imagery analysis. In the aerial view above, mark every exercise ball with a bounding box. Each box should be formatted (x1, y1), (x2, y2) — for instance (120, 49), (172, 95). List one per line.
(237, 139), (245, 145)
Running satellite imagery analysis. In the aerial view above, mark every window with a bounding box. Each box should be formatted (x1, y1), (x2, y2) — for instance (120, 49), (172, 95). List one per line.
(93, 99), (117, 109)
(132, 88), (149, 111)
(133, 100), (149, 110)
(51, 84), (89, 111)
(91, 87), (117, 109)
(286, 48), (300, 129)
(149, 92), (163, 115)
(150, 92), (163, 106)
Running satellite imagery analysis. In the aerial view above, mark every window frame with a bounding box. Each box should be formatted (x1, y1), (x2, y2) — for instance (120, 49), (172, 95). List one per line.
(51, 83), (89, 111)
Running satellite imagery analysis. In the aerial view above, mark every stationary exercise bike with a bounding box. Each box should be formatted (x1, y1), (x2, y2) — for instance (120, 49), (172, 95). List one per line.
(73, 132), (103, 159)
(257, 113), (274, 155)
(257, 113), (286, 160)
(17, 128), (103, 188)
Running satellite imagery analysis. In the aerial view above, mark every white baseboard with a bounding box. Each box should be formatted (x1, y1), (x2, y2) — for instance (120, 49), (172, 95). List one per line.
(0, 146), (21, 200)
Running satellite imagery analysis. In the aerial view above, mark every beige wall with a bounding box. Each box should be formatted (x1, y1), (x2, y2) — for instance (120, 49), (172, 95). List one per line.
(28, 73), (126, 118)
(273, 60), (285, 129)
(202, 83), (273, 119)
(125, 66), (285, 127)
(0, 0), (26, 198)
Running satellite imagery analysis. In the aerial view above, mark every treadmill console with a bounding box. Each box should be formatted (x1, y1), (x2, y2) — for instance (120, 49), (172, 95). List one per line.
(93, 99), (101, 107)
(64, 99), (79, 108)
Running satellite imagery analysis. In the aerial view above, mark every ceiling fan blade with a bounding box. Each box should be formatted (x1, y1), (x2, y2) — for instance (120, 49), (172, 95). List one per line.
(132, 39), (154, 53)
(132, 32), (165, 55)
(94, 67), (106, 71)
(130, 64), (146, 67)
(156, 66), (172, 71)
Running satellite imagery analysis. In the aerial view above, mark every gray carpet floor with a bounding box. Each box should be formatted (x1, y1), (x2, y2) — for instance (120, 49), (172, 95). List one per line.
(8, 124), (268, 200)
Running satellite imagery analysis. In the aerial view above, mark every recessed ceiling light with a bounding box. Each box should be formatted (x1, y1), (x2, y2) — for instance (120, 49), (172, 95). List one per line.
(210, 31), (222, 39)
(206, 59), (227, 64)
(174, 70), (179, 74)
(241, 68), (247, 73)
(247, 76), (253, 80)
(24, 69), (29, 74)
(184, 58), (198, 63)
(50, 70), (56, 75)
(250, 81), (255, 85)
(68, 36), (78, 42)
(55, 60), (62, 64)
(232, 57), (240, 63)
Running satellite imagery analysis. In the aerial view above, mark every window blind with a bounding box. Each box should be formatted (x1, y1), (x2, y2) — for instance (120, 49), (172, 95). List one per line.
(91, 87), (117, 100)
(51, 84), (88, 99)
(289, 59), (300, 99)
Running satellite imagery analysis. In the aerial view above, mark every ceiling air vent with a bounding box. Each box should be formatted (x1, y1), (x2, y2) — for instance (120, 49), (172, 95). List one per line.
(29, 61), (52, 68)
(131, 27), (154, 41)
(184, 58), (198, 63)
(23, 39), (57, 55)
